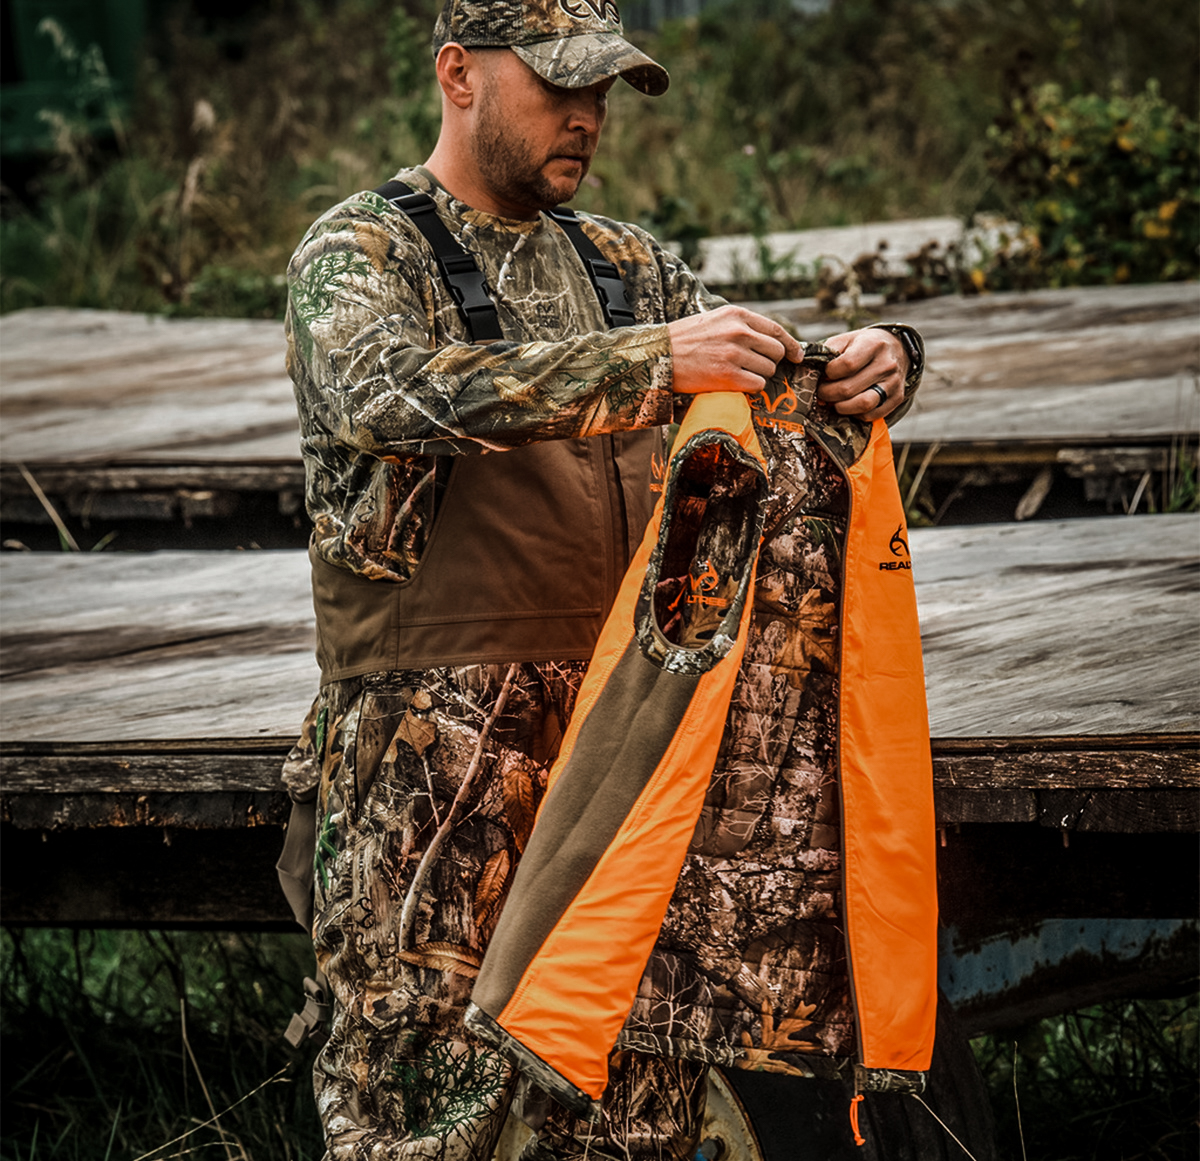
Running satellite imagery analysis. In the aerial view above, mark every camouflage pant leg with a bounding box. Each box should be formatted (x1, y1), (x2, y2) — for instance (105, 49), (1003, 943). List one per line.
(310, 663), (585, 1159)
(520, 1052), (708, 1161)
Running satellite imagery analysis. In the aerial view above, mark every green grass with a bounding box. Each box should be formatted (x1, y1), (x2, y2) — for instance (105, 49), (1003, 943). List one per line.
(3, 929), (1196, 1160)
(0, 928), (324, 1161)
(973, 993), (1200, 1161)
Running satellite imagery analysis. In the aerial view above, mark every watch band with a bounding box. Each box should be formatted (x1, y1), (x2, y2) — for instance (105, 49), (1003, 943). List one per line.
(869, 323), (924, 397)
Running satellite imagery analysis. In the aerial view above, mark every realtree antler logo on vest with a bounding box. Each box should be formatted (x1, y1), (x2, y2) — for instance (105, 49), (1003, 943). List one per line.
(751, 378), (806, 434)
(880, 525), (912, 571)
(649, 449), (666, 494)
(560, 0), (621, 23)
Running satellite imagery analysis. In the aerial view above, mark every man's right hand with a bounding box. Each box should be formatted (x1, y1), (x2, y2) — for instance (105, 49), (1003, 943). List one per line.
(667, 305), (803, 395)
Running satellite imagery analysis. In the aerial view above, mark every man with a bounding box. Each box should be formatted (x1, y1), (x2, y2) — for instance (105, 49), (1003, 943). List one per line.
(281, 1), (923, 1156)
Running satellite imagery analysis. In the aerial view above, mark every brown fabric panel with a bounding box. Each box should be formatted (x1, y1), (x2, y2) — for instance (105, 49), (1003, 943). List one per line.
(312, 433), (668, 682)
(471, 639), (701, 1016)
(312, 547), (606, 679)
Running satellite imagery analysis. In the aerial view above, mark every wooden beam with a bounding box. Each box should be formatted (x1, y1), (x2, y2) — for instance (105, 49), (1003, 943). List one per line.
(0, 462), (307, 494)
(2, 735), (1194, 834)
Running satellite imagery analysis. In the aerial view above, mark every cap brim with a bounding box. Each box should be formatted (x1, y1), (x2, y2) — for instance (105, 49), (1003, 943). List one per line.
(513, 32), (669, 96)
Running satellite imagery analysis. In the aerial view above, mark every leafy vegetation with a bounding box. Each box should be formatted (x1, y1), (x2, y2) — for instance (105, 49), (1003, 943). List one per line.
(983, 81), (1199, 288)
(1, 0), (1196, 315)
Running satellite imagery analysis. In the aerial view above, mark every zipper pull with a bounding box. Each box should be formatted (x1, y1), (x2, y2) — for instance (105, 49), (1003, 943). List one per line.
(849, 1092), (866, 1147)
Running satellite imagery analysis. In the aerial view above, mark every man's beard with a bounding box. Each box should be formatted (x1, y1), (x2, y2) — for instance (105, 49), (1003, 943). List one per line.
(472, 96), (590, 214)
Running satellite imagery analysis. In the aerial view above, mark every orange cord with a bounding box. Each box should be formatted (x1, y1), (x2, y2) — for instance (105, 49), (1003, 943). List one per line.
(850, 1093), (866, 1147)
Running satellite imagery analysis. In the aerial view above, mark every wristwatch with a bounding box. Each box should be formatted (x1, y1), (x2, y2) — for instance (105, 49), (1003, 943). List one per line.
(869, 323), (924, 397)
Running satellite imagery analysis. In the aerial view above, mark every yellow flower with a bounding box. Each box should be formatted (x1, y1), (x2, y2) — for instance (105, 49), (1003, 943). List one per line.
(1143, 220), (1172, 239)
(1158, 200), (1181, 221)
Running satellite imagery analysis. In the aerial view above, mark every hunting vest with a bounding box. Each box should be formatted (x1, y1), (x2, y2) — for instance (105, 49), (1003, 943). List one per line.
(466, 385), (938, 1116)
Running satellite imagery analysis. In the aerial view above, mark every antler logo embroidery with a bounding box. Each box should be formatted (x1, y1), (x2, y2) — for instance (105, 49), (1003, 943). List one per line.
(690, 558), (720, 596)
(879, 524), (913, 571)
(757, 379), (799, 416)
(560, 0), (621, 23)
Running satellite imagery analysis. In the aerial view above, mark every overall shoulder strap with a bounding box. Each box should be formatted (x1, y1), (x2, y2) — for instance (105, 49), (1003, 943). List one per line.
(373, 181), (636, 336)
(373, 180), (504, 342)
(545, 206), (636, 328)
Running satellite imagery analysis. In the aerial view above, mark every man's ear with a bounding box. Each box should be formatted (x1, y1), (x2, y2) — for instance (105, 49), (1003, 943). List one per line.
(436, 43), (477, 110)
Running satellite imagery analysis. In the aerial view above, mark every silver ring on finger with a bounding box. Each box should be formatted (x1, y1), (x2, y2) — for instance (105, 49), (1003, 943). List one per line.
(868, 383), (888, 410)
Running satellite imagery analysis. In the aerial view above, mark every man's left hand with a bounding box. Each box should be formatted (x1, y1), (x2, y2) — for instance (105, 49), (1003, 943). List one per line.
(817, 328), (909, 419)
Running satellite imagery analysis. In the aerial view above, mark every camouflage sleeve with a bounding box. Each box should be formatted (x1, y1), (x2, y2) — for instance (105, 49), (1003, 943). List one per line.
(286, 200), (678, 458)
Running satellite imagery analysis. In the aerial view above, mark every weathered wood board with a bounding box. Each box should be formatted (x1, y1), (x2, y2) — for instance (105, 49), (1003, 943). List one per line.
(0, 309), (297, 465)
(1, 284), (1196, 484)
(782, 281), (1200, 444)
(915, 512), (1199, 736)
(2, 514), (1195, 745)
(0, 550), (316, 741)
(3, 518), (1195, 928)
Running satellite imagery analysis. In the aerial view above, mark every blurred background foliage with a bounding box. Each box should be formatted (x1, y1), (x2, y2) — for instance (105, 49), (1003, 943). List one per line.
(0, 0), (1196, 316)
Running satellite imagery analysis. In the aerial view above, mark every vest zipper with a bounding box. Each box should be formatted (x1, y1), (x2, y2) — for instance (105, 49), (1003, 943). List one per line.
(805, 421), (869, 1071)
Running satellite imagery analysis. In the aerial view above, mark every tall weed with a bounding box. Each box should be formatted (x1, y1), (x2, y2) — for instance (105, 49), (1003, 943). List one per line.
(1, 928), (323, 1160)
(973, 993), (1199, 1161)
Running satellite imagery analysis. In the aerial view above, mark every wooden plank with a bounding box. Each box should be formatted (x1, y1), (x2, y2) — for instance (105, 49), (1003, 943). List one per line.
(3, 736), (1193, 795)
(912, 514), (1199, 737)
(2, 514), (1196, 744)
(932, 737), (1199, 788)
(780, 281), (1200, 444)
(0, 550), (318, 742)
(894, 282), (1200, 444)
(2, 286), (1197, 487)
(0, 462), (307, 494)
(0, 309), (298, 465)
(1, 732), (1193, 834)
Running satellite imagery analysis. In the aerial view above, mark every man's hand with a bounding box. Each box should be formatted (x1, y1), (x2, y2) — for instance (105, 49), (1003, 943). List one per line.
(668, 305), (804, 395)
(818, 328), (910, 418)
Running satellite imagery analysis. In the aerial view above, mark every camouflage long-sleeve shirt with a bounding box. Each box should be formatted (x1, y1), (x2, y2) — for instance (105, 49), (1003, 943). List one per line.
(284, 165), (723, 583)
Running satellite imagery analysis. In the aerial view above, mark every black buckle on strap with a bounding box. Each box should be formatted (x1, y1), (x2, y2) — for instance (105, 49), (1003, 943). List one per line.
(586, 258), (637, 328)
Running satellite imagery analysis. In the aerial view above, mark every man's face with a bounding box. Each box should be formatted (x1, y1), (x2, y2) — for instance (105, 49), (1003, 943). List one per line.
(470, 50), (614, 217)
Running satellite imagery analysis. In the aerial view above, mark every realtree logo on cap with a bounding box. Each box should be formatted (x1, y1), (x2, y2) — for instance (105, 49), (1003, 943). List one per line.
(561, 0), (621, 23)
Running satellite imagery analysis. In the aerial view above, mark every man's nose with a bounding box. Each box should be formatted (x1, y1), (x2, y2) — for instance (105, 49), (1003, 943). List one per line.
(565, 92), (605, 135)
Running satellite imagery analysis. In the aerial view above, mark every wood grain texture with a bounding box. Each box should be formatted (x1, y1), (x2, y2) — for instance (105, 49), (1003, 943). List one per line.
(0, 308), (297, 464)
(0, 550), (318, 742)
(2, 515), (1195, 744)
(2, 286), (1197, 485)
(774, 281), (1200, 444)
(897, 283), (1200, 444)
(910, 514), (1199, 737)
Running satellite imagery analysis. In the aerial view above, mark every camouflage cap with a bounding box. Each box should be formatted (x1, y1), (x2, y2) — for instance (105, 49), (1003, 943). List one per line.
(432, 0), (669, 96)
